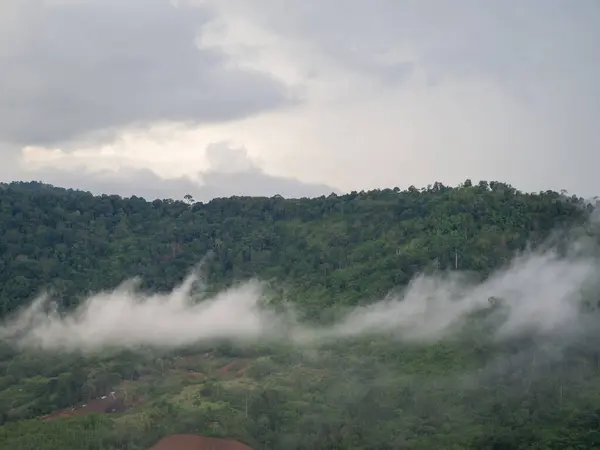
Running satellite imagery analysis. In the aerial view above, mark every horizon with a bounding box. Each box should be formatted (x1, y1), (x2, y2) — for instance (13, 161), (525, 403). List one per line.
(1, 178), (596, 203)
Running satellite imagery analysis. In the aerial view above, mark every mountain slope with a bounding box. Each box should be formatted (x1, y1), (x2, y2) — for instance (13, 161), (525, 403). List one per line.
(0, 180), (598, 450)
(0, 180), (589, 314)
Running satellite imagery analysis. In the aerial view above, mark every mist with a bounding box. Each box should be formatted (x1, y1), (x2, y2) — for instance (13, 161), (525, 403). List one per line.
(315, 247), (598, 343)
(0, 276), (285, 351)
(1, 241), (599, 353)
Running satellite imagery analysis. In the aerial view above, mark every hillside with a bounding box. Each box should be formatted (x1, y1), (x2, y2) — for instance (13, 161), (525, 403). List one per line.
(0, 180), (590, 314)
(1, 180), (600, 449)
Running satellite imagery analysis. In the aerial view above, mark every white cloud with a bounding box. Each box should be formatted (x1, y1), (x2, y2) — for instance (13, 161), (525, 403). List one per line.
(181, 0), (600, 194)
(21, 140), (337, 201)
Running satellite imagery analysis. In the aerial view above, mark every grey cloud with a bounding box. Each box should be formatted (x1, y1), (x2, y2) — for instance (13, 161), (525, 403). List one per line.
(29, 168), (214, 201)
(204, 142), (260, 174)
(0, 0), (296, 146)
(218, 0), (600, 197)
(243, 0), (600, 89)
(197, 171), (337, 200)
(23, 165), (337, 202)
(196, 142), (338, 198)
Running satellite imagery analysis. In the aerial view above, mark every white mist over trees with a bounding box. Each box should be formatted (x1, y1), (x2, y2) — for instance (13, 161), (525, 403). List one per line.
(2, 237), (599, 352)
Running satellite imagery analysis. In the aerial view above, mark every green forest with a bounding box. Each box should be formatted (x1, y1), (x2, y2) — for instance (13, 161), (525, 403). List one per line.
(1, 180), (600, 449)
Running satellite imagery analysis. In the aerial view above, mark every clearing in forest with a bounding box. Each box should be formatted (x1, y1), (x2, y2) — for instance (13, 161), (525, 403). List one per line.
(148, 434), (253, 450)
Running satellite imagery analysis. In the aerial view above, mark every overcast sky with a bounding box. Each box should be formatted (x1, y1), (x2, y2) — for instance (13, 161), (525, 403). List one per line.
(1, 0), (599, 200)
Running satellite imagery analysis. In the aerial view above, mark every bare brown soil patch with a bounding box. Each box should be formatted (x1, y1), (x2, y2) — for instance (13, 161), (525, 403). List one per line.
(41, 391), (127, 421)
(218, 359), (249, 377)
(175, 354), (211, 370)
(149, 434), (252, 450)
(184, 371), (206, 381)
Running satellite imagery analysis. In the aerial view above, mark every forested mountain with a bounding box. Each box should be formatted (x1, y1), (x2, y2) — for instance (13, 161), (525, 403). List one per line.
(1, 180), (599, 450)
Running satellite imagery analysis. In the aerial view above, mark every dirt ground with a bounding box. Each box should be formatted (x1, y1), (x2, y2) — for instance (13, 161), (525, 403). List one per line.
(40, 391), (126, 420)
(149, 434), (253, 450)
(218, 359), (249, 377)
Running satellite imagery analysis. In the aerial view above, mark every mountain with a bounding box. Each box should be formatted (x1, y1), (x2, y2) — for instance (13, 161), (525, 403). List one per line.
(0, 180), (599, 449)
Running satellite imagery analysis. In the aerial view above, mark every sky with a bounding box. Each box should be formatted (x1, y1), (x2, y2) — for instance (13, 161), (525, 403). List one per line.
(1, 0), (599, 201)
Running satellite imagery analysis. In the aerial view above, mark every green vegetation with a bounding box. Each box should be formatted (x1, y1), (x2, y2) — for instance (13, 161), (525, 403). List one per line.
(1, 180), (599, 449)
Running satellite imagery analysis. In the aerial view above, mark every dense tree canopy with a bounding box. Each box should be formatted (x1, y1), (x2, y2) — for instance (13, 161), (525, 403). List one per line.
(0, 180), (590, 314)
(0, 180), (598, 449)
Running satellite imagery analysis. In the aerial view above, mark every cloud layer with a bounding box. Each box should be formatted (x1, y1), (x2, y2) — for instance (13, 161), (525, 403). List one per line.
(0, 0), (294, 146)
(23, 141), (337, 200)
(2, 0), (600, 198)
